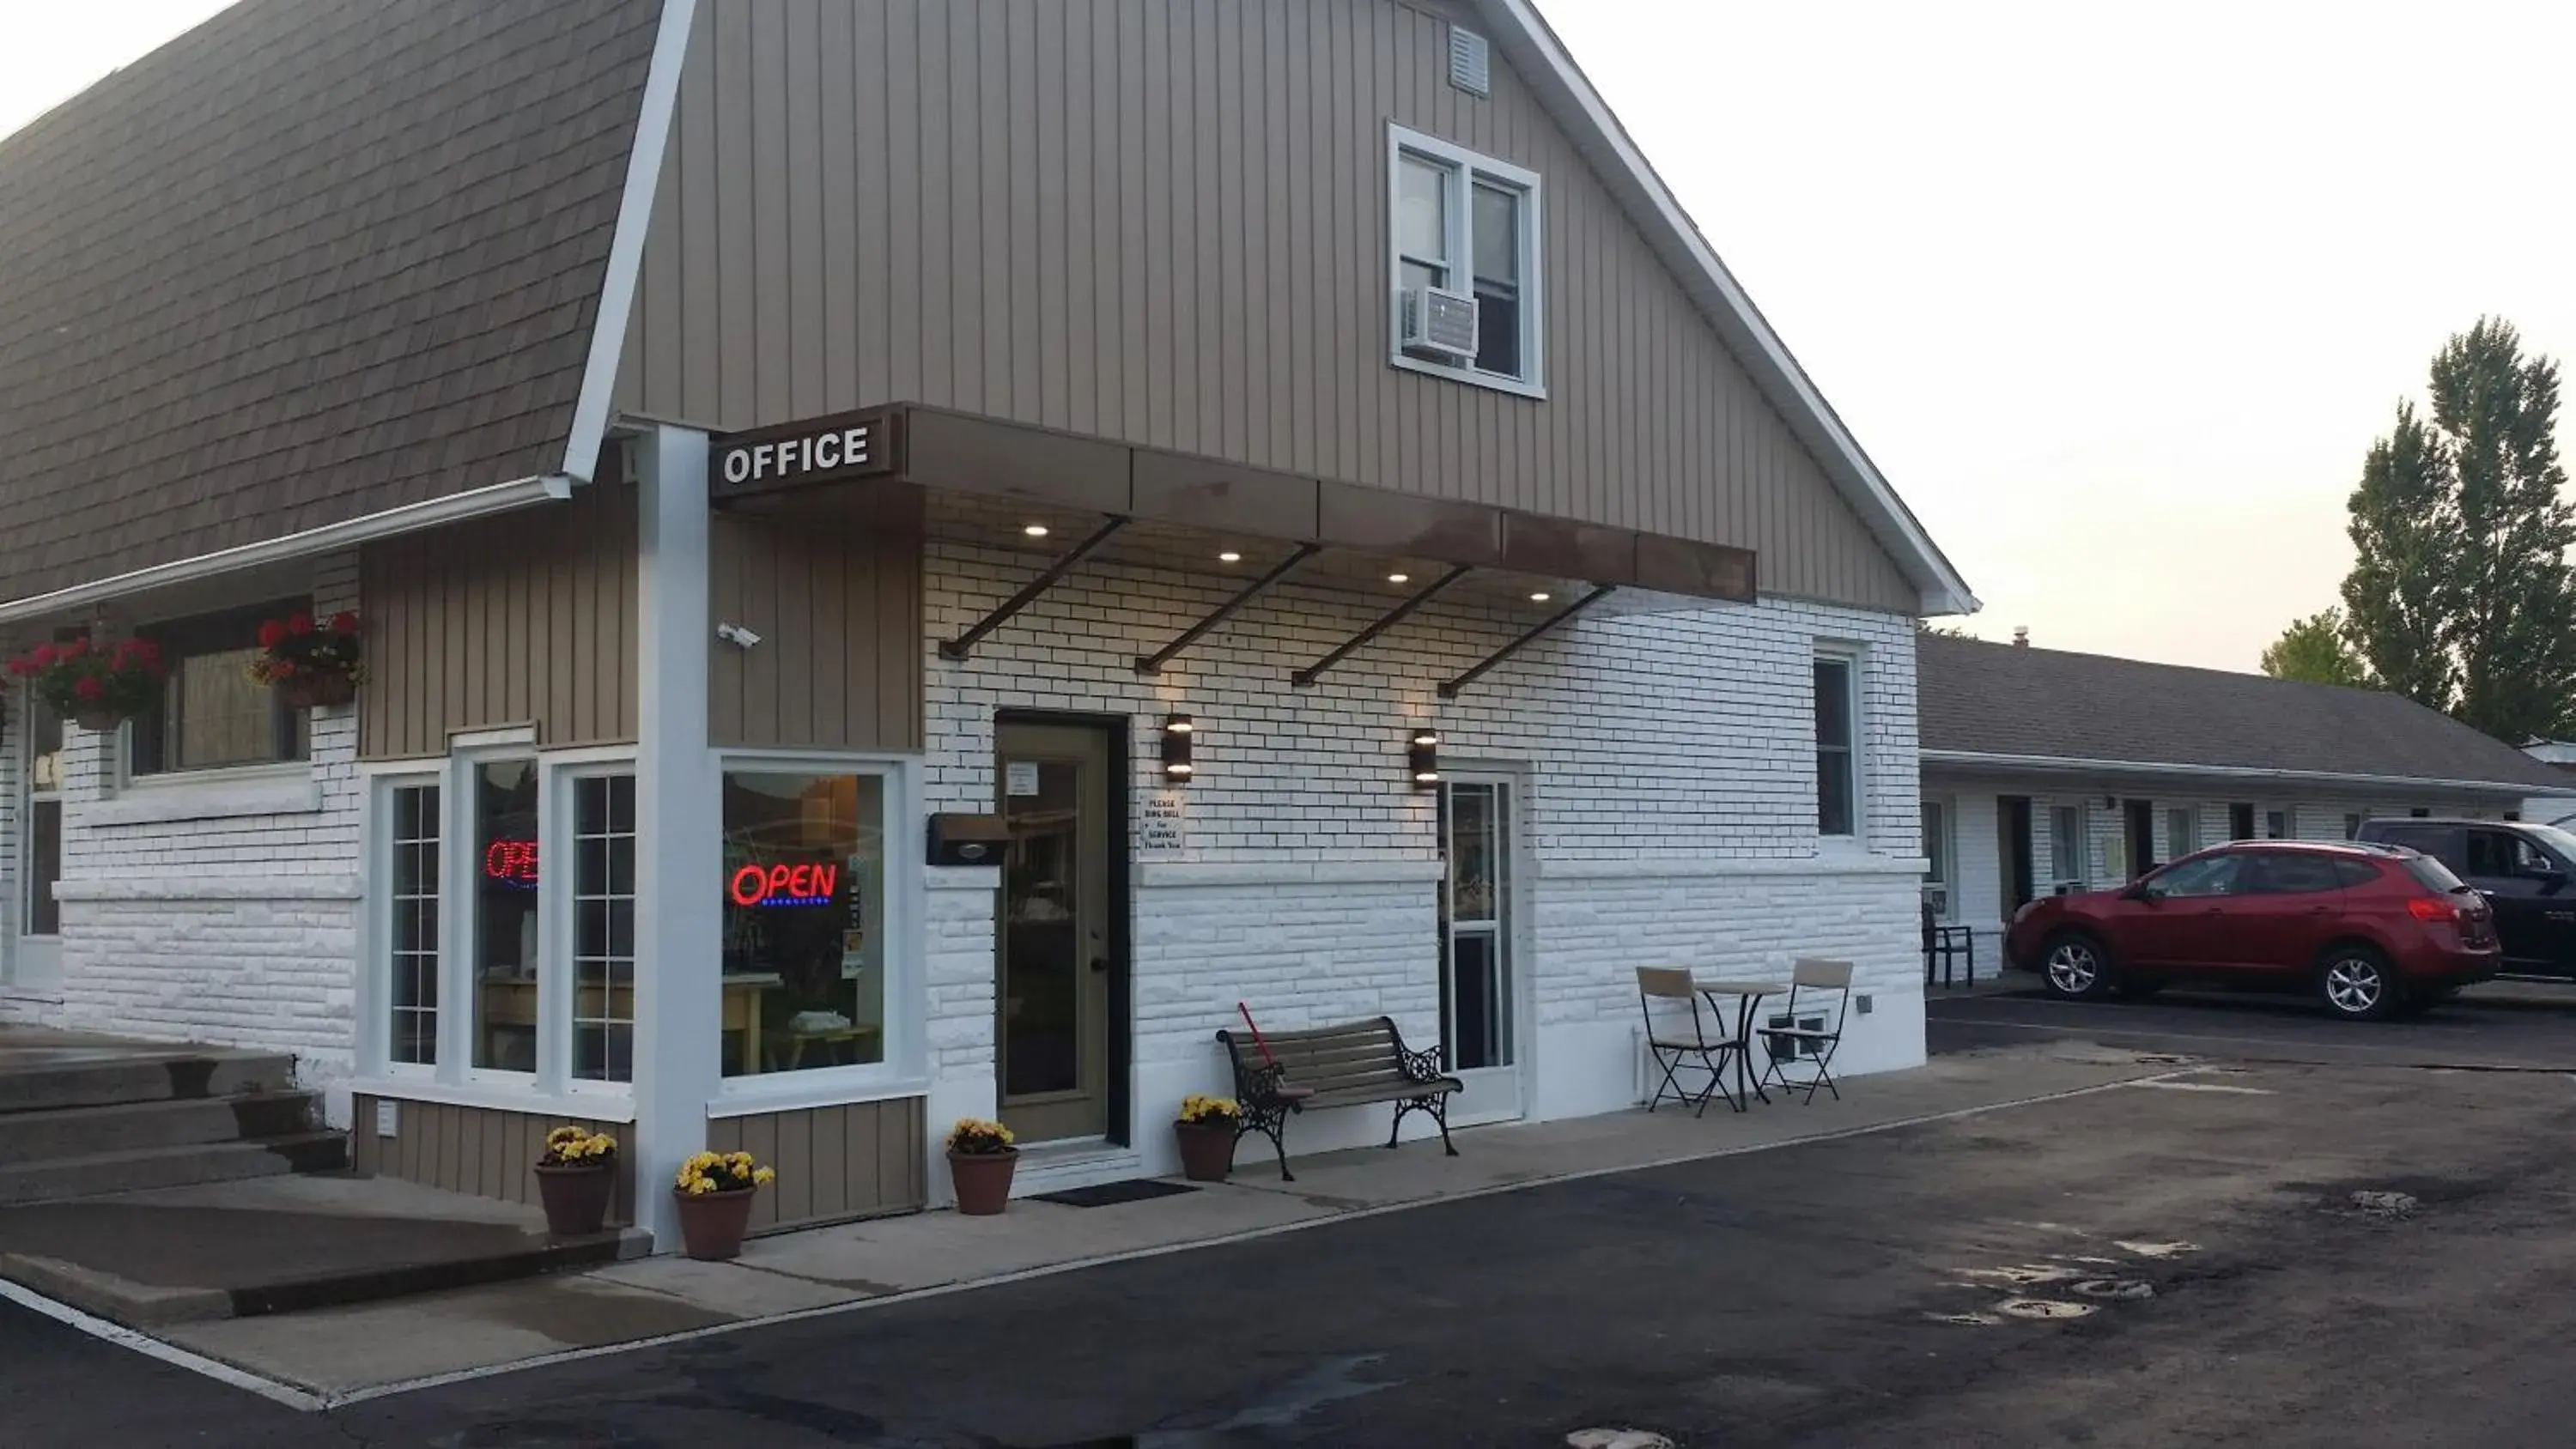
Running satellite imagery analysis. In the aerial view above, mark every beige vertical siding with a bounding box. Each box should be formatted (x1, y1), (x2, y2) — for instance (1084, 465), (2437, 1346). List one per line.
(708, 488), (925, 751)
(705, 1097), (928, 1233)
(349, 1095), (637, 1226)
(615, 0), (1917, 613)
(358, 482), (641, 759)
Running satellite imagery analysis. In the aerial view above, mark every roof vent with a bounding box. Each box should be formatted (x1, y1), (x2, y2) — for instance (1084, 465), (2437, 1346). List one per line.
(2012, 626), (2030, 647)
(1448, 26), (1492, 97)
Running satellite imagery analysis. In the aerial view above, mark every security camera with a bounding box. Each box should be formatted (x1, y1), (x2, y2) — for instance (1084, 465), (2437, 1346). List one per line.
(715, 622), (762, 650)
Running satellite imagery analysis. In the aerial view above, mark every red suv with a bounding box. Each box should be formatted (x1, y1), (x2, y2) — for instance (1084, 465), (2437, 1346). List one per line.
(2004, 840), (2498, 1019)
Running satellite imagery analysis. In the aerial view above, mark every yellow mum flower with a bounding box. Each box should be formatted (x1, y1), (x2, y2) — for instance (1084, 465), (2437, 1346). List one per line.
(753, 1167), (777, 1185)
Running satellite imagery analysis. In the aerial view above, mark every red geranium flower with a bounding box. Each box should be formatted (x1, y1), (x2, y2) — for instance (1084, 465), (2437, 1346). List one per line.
(135, 640), (161, 665)
(330, 612), (359, 634)
(72, 676), (104, 701)
(6, 659), (32, 678)
(287, 613), (314, 636)
(258, 620), (288, 649)
(63, 638), (88, 658)
(29, 644), (54, 668)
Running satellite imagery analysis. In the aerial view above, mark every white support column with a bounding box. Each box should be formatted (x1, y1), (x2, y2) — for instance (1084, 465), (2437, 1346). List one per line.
(633, 424), (720, 1249)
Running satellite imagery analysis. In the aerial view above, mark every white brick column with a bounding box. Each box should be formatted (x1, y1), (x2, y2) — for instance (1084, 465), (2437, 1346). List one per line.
(632, 425), (720, 1248)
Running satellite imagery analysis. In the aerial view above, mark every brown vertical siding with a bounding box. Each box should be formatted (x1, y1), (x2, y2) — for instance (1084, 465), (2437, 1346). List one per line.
(614, 0), (1918, 613)
(358, 482), (641, 759)
(349, 1095), (637, 1226)
(705, 1096), (927, 1233)
(708, 488), (924, 751)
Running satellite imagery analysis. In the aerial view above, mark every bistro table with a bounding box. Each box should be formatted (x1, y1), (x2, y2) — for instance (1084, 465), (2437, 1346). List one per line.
(1691, 978), (1790, 1108)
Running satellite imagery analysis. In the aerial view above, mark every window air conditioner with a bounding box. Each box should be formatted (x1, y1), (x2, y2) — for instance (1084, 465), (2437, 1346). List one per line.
(1401, 284), (1479, 361)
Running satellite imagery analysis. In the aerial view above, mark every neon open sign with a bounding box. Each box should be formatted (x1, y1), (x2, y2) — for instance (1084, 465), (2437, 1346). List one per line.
(730, 862), (838, 909)
(485, 840), (539, 889)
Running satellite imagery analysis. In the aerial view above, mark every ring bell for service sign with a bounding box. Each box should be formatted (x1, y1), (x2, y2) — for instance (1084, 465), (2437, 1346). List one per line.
(709, 407), (902, 500)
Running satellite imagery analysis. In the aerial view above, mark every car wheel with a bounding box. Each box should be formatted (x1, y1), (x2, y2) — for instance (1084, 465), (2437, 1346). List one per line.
(2040, 933), (2115, 1001)
(2318, 945), (2402, 1021)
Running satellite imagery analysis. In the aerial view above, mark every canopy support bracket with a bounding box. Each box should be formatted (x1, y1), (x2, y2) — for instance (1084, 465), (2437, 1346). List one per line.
(1134, 544), (1321, 675)
(938, 516), (1128, 661)
(1437, 585), (1619, 699)
(1291, 565), (1473, 688)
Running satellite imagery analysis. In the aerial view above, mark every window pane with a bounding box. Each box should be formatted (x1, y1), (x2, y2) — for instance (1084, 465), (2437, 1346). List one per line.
(1472, 182), (1518, 282)
(1922, 802), (1948, 884)
(573, 773), (638, 1082)
(2250, 852), (2343, 894)
(721, 772), (889, 1077)
(472, 761), (542, 1072)
(386, 784), (440, 1066)
(2166, 808), (2193, 858)
(1813, 660), (1852, 748)
(2265, 809), (2289, 840)
(28, 695), (60, 791)
(1817, 749), (1853, 837)
(2051, 806), (2084, 882)
(2154, 853), (2240, 898)
(1473, 285), (1520, 377)
(1397, 154), (1448, 259)
(173, 648), (277, 768)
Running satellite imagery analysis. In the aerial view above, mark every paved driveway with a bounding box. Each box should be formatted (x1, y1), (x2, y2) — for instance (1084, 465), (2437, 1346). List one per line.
(1929, 981), (2576, 1070)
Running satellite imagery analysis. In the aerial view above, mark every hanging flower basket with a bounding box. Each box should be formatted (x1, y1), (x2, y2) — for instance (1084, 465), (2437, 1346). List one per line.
(246, 610), (363, 710)
(8, 636), (162, 732)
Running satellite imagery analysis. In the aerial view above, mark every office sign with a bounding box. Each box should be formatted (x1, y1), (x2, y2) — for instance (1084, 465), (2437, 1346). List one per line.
(710, 406), (902, 500)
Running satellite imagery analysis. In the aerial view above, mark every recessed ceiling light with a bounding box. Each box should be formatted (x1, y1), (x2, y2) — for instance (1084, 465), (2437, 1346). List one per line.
(1388, 572), (1410, 584)
(1218, 551), (1242, 563)
(1529, 591), (1552, 602)
(1023, 524), (1050, 538)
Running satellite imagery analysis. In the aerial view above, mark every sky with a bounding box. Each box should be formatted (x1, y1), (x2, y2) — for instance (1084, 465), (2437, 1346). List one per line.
(7, 1), (2569, 675)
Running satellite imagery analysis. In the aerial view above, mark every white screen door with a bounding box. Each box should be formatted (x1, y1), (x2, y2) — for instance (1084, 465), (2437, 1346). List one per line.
(1438, 776), (1524, 1123)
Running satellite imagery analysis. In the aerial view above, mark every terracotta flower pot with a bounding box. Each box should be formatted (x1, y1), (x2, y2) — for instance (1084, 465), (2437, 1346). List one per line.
(1174, 1121), (1237, 1182)
(948, 1149), (1018, 1215)
(534, 1161), (615, 1238)
(674, 1185), (757, 1259)
(278, 673), (356, 710)
(71, 708), (121, 733)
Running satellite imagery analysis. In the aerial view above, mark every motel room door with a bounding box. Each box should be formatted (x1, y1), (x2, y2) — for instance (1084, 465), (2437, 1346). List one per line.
(993, 721), (1115, 1144)
(7, 694), (62, 1000)
(1439, 775), (1527, 1125)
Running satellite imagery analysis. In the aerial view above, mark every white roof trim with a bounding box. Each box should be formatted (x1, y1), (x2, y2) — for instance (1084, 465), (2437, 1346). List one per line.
(1921, 749), (2549, 797)
(1474, 0), (1977, 617)
(560, 0), (697, 483)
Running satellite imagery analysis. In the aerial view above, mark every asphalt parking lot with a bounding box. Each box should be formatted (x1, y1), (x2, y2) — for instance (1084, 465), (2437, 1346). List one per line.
(17, 991), (2576, 1446)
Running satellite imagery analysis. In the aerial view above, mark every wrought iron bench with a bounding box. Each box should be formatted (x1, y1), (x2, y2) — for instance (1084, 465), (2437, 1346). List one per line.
(1216, 1016), (1462, 1181)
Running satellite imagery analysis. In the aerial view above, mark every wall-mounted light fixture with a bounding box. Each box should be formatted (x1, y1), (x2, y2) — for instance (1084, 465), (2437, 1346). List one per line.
(1162, 713), (1195, 783)
(1409, 727), (1441, 790)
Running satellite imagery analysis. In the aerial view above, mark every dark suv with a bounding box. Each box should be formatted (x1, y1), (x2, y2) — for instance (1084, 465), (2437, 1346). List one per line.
(2354, 818), (2576, 980)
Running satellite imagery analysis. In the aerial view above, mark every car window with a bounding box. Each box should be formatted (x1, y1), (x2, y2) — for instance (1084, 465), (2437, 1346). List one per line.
(2245, 852), (2347, 895)
(2405, 855), (2470, 893)
(2379, 825), (2465, 872)
(2151, 853), (2243, 898)
(2330, 858), (2381, 888)
(2466, 830), (2548, 878)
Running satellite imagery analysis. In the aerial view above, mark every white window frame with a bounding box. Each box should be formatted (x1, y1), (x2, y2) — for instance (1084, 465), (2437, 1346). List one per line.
(2265, 807), (2292, 840)
(1814, 649), (1863, 841)
(2050, 802), (2090, 889)
(709, 748), (928, 1117)
(1387, 124), (1546, 398)
(2166, 804), (2198, 864)
(1922, 796), (1954, 918)
(352, 735), (642, 1116)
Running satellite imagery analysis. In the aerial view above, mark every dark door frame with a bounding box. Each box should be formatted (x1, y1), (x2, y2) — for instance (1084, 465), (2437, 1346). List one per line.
(993, 710), (1134, 1148)
(2124, 798), (2156, 877)
(1999, 796), (2035, 915)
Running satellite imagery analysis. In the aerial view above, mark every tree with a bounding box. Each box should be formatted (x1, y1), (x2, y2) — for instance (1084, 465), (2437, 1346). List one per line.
(1917, 618), (1973, 638)
(2341, 318), (2576, 741)
(2260, 609), (2370, 687)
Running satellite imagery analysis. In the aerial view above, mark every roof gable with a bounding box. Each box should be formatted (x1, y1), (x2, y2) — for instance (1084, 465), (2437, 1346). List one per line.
(1917, 634), (2568, 791)
(0, 0), (660, 606)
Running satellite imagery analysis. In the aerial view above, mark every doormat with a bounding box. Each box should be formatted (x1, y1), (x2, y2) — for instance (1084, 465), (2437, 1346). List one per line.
(1030, 1179), (1200, 1209)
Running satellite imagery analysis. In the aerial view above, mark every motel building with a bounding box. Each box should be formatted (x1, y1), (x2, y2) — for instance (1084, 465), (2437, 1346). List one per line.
(0, 0), (1973, 1246)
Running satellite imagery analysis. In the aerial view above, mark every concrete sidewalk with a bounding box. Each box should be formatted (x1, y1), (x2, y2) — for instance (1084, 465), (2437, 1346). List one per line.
(142, 1042), (2178, 1403)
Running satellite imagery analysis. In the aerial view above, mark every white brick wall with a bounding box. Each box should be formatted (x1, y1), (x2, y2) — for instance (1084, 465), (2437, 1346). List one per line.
(925, 543), (1929, 1143)
(8, 555), (365, 1094)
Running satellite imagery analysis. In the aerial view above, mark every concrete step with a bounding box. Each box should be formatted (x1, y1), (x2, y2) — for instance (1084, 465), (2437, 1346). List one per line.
(0, 1051), (296, 1114)
(0, 1093), (320, 1162)
(0, 1134), (347, 1206)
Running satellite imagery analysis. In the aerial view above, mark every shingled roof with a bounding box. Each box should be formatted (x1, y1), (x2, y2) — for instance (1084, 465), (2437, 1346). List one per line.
(1917, 634), (2569, 791)
(0, 0), (659, 605)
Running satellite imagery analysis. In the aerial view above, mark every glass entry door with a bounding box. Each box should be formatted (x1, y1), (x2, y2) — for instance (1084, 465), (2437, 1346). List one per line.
(994, 722), (1114, 1143)
(9, 694), (62, 999)
(1438, 777), (1522, 1122)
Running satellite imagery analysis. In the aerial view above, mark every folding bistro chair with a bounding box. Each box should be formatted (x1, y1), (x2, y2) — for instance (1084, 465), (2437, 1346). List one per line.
(1758, 959), (1854, 1104)
(1636, 967), (1745, 1116)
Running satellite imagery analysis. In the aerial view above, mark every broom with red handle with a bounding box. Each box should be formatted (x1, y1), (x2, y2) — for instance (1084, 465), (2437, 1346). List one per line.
(1236, 1002), (1315, 1100)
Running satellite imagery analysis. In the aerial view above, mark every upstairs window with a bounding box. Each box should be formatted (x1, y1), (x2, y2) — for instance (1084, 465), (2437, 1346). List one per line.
(131, 601), (309, 775)
(1388, 125), (1543, 396)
